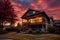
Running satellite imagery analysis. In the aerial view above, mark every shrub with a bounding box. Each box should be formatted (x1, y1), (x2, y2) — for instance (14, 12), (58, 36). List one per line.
(47, 26), (56, 33)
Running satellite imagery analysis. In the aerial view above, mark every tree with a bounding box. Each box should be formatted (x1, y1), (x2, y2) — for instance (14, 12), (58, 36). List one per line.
(0, 0), (17, 26)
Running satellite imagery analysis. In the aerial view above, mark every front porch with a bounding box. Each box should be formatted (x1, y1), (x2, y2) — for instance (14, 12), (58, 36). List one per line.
(22, 21), (48, 33)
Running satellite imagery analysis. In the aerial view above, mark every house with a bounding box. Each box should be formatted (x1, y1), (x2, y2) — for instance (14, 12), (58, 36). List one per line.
(21, 9), (54, 33)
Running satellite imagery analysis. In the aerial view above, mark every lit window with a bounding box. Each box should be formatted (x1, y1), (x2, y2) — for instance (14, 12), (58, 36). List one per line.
(29, 17), (42, 23)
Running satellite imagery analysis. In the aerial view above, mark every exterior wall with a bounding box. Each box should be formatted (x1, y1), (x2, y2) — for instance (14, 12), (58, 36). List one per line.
(44, 18), (49, 32)
(41, 17), (49, 32)
(22, 14), (49, 33)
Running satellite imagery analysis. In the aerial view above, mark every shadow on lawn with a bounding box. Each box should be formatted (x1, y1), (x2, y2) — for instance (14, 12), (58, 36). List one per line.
(24, 32), (60, 35)
(0, 31), (9, 34)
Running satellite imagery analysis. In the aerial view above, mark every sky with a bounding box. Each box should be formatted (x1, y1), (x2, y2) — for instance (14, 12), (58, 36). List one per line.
(11, 0), (60, 21)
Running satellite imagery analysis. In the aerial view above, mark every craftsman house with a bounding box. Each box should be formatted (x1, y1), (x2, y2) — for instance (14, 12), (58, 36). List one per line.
(21, 9), (54, 33)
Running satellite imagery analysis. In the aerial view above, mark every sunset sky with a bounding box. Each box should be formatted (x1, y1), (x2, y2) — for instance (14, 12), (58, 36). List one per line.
(11, 0), (60, 21)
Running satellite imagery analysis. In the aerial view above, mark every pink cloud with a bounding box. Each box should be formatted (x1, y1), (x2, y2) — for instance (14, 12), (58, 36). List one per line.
(11, 0), (60, 20)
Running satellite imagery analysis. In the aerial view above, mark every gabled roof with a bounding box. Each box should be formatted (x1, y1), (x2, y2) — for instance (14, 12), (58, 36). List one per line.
(21, 9), (43, 18)
(22, 9), (49, 19)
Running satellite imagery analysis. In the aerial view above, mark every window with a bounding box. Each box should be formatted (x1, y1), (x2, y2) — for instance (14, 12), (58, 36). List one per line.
(29, 17), (42, 23)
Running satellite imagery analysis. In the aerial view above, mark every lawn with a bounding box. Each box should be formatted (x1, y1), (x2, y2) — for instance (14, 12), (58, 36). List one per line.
(8, 33), (60, 40)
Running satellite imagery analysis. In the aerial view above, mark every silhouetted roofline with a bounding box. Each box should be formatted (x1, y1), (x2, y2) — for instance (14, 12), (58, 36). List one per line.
(21, 9), (50, 23)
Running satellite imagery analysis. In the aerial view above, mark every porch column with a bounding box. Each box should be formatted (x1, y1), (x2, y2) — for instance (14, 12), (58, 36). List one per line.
(50, 19), (53, 26)
(26, 19), (29, 27)
(41, 18), (46, 32)
(27, 19), (29, 24)
(21, 19), (23, 27)
(45, 22), (48, 32)
(41, 24), (44, 32)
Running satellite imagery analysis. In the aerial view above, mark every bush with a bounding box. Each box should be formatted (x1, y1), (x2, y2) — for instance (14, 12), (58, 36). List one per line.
(55, 27), (60, 33)
(47, 26), (56, 33)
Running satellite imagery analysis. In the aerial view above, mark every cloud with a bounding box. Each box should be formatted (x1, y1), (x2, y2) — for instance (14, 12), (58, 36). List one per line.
(19, 0), (32, 3)
(44, 0), (60, 8)
(11, 0), (60, 20)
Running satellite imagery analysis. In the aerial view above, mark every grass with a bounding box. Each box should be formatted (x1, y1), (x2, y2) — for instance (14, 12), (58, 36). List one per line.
(8, 33), (60, 40)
